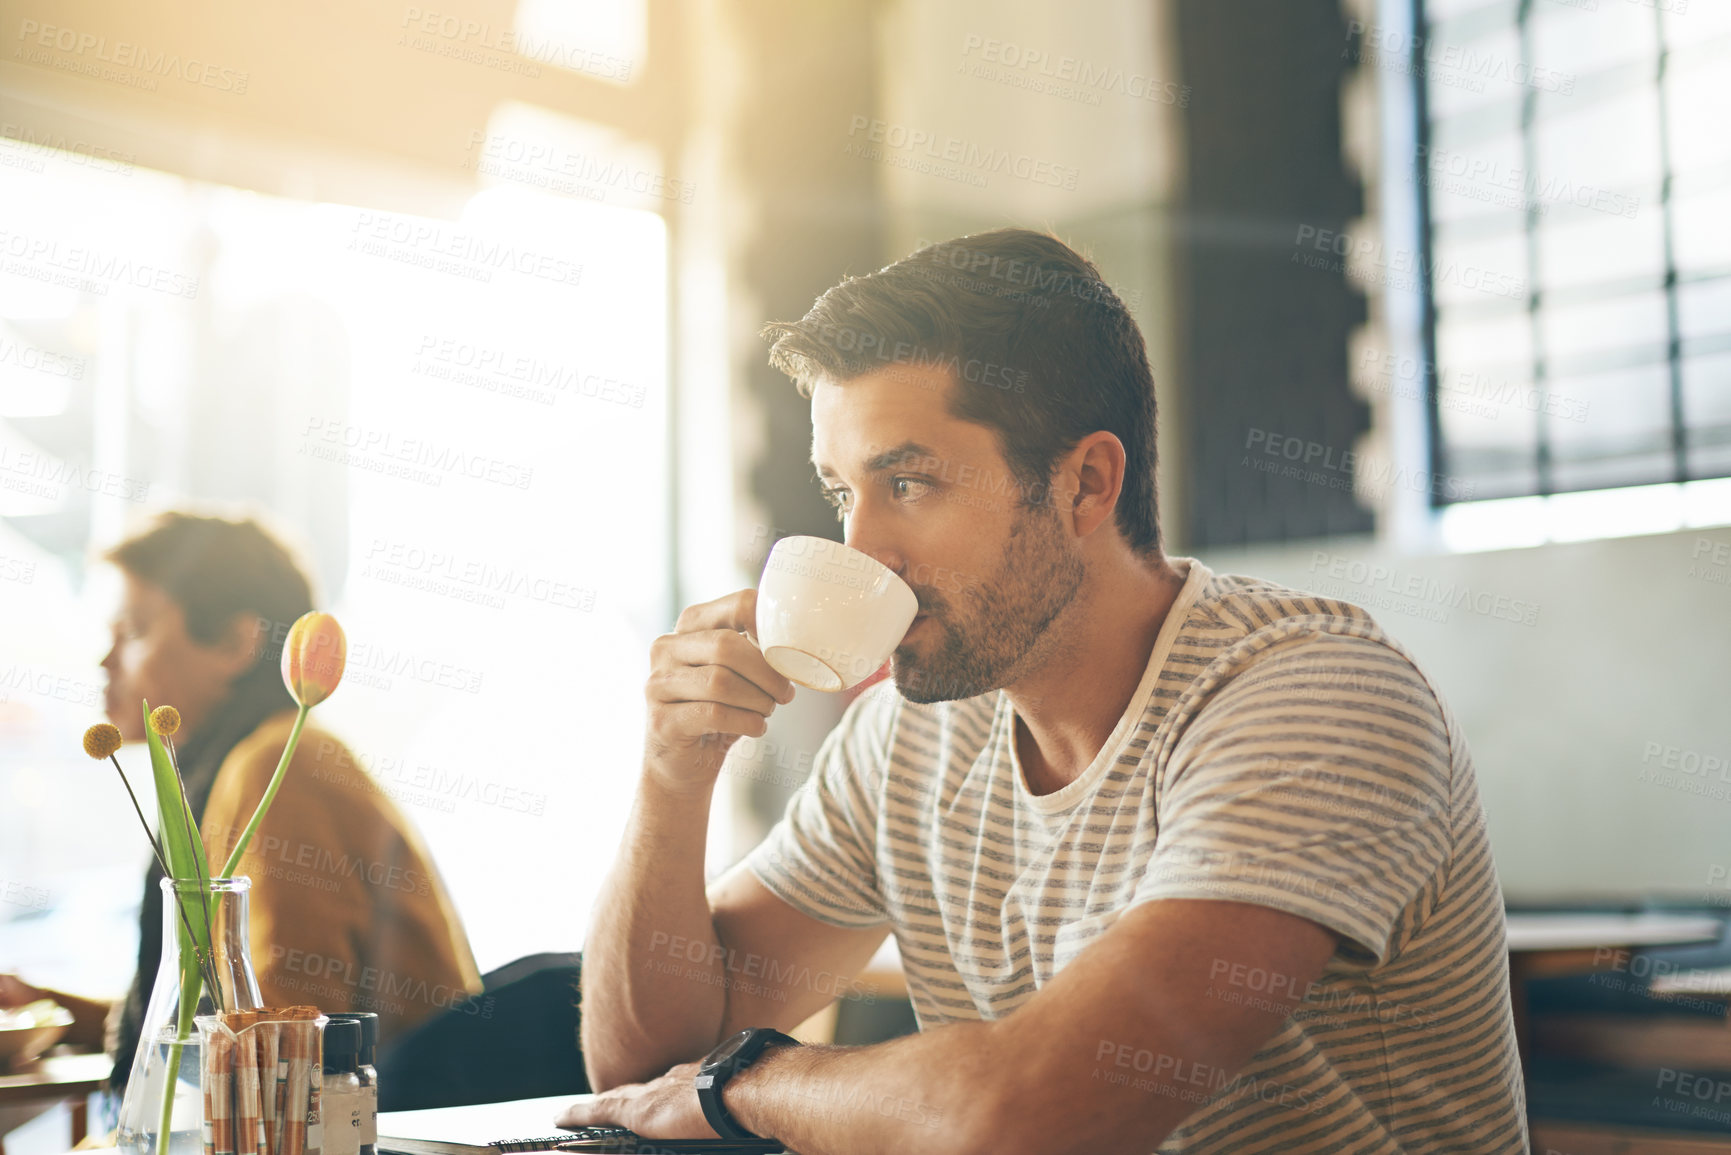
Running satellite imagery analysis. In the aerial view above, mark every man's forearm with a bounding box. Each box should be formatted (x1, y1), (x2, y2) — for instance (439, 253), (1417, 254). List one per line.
(717, 901), (1333, 1155)
(722, 1014), (1209, 1155)
(581, 769), (730, 1089)
(723, 1023), (999, 1155)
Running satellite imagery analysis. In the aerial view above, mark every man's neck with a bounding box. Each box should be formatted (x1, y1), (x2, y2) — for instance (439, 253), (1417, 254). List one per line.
(1008, 554), (1188, 796)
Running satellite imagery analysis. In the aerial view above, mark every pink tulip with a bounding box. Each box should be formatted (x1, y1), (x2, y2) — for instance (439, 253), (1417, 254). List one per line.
(281, 612), (346, 707)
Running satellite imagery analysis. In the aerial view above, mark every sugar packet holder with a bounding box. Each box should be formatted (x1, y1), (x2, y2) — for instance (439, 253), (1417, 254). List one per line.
(196, 1006), (328, 1155)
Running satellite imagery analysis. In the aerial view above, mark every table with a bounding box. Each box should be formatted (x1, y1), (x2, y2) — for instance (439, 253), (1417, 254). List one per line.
(1653, 967), (1731, 997)
(1504, 911), (1726, 1070)
(848, 913), (1728, 1001)
(834, 915), (1730, 1062)
(1505, 911), (1723, 955)
(0, 1051), (110, 1155)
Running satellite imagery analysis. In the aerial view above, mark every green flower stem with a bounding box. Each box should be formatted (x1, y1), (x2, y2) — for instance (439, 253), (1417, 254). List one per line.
(107, 754), (172, 878)
(220, 704), (309, 877)
(107, 751), (217, 999)
(155, 910), (205, 1155)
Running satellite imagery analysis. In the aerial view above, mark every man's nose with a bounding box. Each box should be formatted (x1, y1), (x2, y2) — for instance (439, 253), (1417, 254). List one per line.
(843, 527), (907, 581)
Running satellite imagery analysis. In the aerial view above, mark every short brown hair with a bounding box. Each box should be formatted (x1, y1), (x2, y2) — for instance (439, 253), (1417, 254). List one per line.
(762, 228), (1161, 554)
(104, 512), (315, 648)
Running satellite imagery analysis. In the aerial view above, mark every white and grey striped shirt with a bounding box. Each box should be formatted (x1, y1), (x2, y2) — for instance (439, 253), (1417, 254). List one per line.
(746, 558), (1528, 1153)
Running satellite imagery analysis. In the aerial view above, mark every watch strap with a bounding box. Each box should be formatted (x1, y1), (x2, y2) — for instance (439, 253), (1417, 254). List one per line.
(695, 1070), (751, 1140)
(695, 1029), (801, 1140)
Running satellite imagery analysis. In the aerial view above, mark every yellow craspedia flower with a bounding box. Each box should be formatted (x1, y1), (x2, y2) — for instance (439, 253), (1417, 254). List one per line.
(149, 705), (181, 736)
(83, 723), (124, 759)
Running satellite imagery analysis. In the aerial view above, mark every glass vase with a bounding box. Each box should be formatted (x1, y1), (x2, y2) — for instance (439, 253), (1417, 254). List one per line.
(117, 877), (264, 1155)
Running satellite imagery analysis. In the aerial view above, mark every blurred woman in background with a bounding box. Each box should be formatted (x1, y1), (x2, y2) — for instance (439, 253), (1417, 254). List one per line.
(0, 510), (481, 1089)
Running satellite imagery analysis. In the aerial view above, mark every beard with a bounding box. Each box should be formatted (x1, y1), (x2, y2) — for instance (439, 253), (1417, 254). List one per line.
(890, 501), (1085, 705)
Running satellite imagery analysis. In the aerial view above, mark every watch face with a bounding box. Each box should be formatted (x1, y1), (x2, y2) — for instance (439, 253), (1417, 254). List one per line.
(705, 1030), (753, 1069)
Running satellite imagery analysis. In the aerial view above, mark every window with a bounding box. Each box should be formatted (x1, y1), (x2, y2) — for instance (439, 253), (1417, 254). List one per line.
(1414, 0), (1731, 509)
(0, 149), (669, 984)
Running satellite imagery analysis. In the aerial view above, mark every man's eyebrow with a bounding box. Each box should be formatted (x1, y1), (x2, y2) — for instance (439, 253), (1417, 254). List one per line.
(811, 440), (937, 481)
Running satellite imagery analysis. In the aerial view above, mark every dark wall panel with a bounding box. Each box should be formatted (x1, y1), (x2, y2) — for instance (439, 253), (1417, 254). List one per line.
(1175, 0), (1373, 546)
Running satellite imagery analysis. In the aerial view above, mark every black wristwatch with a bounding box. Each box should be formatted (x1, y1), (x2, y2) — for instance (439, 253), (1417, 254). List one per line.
(694, 1028), (801, 1140)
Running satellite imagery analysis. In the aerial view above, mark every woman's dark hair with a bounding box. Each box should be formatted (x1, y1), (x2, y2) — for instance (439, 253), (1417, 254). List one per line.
(104, 510), (315, 651)
(761, 227), (1161, 555)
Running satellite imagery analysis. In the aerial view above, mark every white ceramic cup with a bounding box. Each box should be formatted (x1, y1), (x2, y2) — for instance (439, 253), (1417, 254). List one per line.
(754, 535), (919, 692)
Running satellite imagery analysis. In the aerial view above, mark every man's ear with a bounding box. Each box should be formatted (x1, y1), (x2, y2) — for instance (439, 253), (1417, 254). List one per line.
(214, 612), (269, 679)
(1065, 432), (1127, 538)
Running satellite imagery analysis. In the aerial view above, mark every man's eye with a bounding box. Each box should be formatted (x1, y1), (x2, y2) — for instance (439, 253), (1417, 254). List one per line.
(820, 487), (852, 519)
(891, 477), (930, 500)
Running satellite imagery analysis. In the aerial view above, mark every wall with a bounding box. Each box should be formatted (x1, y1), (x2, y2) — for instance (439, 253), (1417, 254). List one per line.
(874, 0), (1188, 539)
(1198, 526), (1731, 905)
(723, 0), (1195, 853)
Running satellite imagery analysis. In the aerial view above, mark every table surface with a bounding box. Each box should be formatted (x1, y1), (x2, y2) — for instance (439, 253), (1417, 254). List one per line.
(1651, 965), (1731, 996)
(859, 912), (1728, 966)
(3, 916), (1721, 1076)
(1503, 911), (1723, 953)
(0, 1051), (110, 1104)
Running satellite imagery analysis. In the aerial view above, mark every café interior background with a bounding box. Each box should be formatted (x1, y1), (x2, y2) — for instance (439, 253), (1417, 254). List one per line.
(1, 0), (1729, 1035)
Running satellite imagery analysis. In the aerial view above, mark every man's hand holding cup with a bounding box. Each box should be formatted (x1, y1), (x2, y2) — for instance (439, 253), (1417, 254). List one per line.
(642, 536), (918, 793)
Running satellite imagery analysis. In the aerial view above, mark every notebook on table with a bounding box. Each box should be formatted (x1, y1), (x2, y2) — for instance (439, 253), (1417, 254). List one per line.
(378, 1093), (788, 1155)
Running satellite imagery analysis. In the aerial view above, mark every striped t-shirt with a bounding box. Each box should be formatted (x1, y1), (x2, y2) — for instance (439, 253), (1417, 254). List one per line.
(745, 558), (1528, 1153)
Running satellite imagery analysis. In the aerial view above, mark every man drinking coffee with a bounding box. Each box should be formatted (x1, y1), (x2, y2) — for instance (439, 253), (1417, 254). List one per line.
(564, 229), (1528, 1153)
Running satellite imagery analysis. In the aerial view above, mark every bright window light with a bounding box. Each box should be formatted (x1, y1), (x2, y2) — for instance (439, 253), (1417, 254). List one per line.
(511, 0), (644, 83)
(1440, 478), (1731, 552)
(0, 146), (671, 983)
